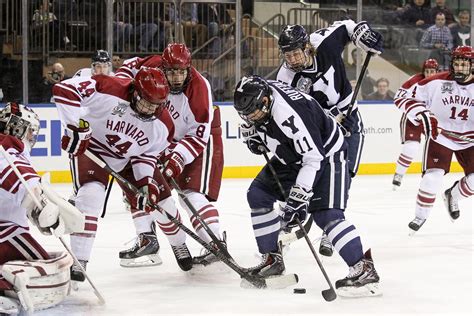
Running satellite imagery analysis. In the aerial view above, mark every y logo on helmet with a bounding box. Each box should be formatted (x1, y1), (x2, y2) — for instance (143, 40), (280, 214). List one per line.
(236, 77), (253, 93)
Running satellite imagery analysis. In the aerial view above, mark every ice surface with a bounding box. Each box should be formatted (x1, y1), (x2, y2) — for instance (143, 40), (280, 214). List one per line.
(30, 173), (472, 316)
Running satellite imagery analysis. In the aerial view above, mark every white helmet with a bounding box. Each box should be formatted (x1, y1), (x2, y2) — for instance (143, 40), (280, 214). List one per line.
(0, 102), (40, 150)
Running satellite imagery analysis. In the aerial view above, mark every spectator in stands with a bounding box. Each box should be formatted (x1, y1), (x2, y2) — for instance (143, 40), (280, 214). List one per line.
(198, 3), (232, 58)
(451, 10), (471, 48)
(112, 55), (123, 72)
(397, 0), (432, 29)
(365, 78), (394, 101)
(113, 1), (133, 52)
(345, 49), (374, 99)
(38, 62), (70, 103)
(420, 12), (453, 70)
(133, 2), (163, 52)
(170, 3), (207, 49)
(430, 0), (455, 27)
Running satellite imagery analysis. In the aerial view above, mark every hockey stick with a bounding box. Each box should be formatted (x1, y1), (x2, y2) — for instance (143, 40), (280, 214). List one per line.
(263, 152), (337, 301)
(0, 146), (106, 307)
(439, 129), (474, 144)
(166, 176), (232, 260)
(346, 52), (372, 117)
(84, 149), (296, 289)
(101, 176), (114, 218)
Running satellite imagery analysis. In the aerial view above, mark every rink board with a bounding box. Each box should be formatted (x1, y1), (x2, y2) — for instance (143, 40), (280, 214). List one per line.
(12, 102), (462, 182)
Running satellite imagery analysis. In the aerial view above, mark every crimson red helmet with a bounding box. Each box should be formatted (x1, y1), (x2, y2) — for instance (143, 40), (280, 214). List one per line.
(162, 43), (192, 94)
(450, 46), (473, 82)
(162, 43), (191, 69)
(422, 59), (439, 71)
(133, 68), (169, 119)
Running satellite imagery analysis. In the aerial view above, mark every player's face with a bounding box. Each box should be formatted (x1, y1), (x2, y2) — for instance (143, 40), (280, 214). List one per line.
(92, 62), (111, 75)
(423, 68), (437, 78)
(452, 58), (472, 81)
(165, 68), (188, 91)
(135, 94), (166, 116)
(242, 97), (270, 125)
(283, 48), (307, 72)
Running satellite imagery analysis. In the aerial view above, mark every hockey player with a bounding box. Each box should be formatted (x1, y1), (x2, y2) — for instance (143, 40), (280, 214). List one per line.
(74, 50), (113, 77)
(116, 43), (225, 267)
(52, 68), (194, 280)
(397, 46), (474, 234)
(0, 103), (83, 313)
(392, 59), (439, 190)
(276, 21), (383, 256)
(234, 76), (381, 297)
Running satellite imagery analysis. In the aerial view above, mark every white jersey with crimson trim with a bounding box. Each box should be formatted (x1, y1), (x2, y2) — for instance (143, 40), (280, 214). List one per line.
(0, 135), (40, 242)
(394, 73), (425, 114)
(52, 74), (171, 181)
(115, 56), (214, 166)
(165, 67), (213, 165)
(404, 72), (474, 151)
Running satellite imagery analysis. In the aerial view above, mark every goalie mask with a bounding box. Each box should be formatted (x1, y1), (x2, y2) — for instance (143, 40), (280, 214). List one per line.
(0, 102), (40, 150)
(132, 68), (170, 120)
(278, 25), (311, 72)
(234, 76), (273, 126)
(450, 45), (473, 83)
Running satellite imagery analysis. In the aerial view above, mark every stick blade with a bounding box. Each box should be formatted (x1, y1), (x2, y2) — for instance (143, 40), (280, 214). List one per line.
(322, 288), (337, 301)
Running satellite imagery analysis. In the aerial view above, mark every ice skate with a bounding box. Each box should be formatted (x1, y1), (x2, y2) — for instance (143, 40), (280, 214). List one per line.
(192, 232), (227, 267)
(246, 251), (285, 278)
(443, 181), (460, 222)
(319, 232), (333, 257)
(119, 230), (162, 268)
(335, 249), (381, 297)
(408, 217), (426, 236)
(70, 259), (88, 282)
(392, 173), (403, 190)
(171, 243), (193, 271)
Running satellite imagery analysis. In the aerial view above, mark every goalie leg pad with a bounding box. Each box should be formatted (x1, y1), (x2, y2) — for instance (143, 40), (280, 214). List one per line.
(1, 252), (73, 312)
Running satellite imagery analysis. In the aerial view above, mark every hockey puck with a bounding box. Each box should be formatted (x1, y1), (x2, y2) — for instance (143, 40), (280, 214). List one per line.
(293, 288), (306, 294)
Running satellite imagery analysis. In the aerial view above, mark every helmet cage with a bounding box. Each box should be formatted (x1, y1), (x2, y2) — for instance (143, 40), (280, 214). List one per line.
(0, 103), (40, 149)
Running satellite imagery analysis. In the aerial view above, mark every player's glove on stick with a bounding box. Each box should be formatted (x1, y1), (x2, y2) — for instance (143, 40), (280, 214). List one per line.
(61, 119), (92, 156)
(282, 185), (313, 227)
(417, 110), (439, 140)
(340, 113), (357, 136)
(163, 152), (185, 180)
(351, 22), (384, 55)
(26, 198), (65, 236)
(135, 177), (160, 212)
(240, 123), (269, 155)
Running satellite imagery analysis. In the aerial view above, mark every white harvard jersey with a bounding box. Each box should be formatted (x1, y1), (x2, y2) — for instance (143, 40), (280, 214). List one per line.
(116, 56), (214, 165)
(166, 68), (213, 165)
(52, 75), (171, 180)
(410, 72), (474, 150)
(0, 135), (40, 242)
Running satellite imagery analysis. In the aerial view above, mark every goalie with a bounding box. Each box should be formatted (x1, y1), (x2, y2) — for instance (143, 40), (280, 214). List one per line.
(0, 103), (85, 314)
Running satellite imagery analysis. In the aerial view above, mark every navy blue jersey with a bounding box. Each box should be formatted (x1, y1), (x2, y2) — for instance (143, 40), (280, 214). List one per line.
(255, 80), (344, 189)
(277, 20), (358, 115)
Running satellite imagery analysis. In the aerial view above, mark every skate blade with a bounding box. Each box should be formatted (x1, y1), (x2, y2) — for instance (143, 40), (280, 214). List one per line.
(392, 185), (400, 191)
(120, 254), (163, 268)
(240, 273), (298, 290)
(70, 281), (80, 291)
(337, 282), (382, 298)
(408, 228), (417, 237)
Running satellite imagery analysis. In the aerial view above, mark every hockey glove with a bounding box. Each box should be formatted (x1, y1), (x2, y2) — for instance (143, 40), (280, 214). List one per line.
(340, 113), (357, 136)
(282, 185), (313, 228)
(163, 152), (185, 180)
(351, 22), (384, 55)
(61, 119), (92, 156)
(417, 110), (439, 140)
(135, 177), (161, 212)
(240, 123), (269, 155)
(26, 199), (65, 236)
